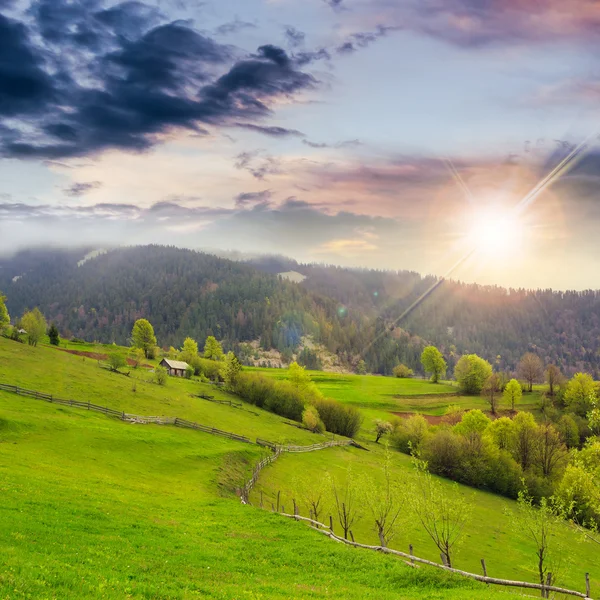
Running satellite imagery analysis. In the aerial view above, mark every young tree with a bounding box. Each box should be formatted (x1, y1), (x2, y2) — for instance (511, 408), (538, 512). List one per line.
(374, 420), (393, 443)
(503, 378), (523, 412)
(356, 359), (367, 375)
(0, 293), (10, 333)
(129, 347), (145, 368)
(108, 352), (126, 372)
(293, 473), (329, 526)
(131, 319), (157, 358)
(545, 365), (563, 397)
(361, 449), (405, 547)
(179, 337), (199, 363)
(393, 363), (414, 378)
(518, 352), (544, 393)
(221, 351), (242, 390)
(330, 469), (361, 540)
(556, 414), (579, 448)
(535, 423), (568, 478)
(454, 354), (492, 395)
(486, 416), (516, 451)
(483, 373), (502, 415)
(21, 308), (47, 347)
(48, 323), (60, 346)
(302, 406), (325, 433)
(512, 411), (539, 470)
(564, 373), (597, 417)
(288, 361), (314, 394)
(408, 458), (470, 568)
(421, 346), (447, 383)
(154, 365), (168, 386)
(506, 491), (563, 592)
(203, 335), (223, 361)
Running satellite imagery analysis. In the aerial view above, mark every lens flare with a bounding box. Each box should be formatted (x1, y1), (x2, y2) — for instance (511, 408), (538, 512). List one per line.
(467, 209), (524, 257)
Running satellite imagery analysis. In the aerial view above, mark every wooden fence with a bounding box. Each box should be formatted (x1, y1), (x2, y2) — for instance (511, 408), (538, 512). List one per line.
(0, 382), (251, 444)
(273, 512), (593, 599)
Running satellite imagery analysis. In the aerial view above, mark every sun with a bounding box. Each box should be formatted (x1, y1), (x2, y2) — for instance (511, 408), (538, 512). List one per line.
(467, 209), (524, 257)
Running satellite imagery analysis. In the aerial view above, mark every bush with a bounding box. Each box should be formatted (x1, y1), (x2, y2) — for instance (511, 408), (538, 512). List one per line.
(155, 365), (168, 386)
(185, 365), (194, 379)
(454, 354), (493, 394)
(311, 397), (362, 438)
(393, 364), (414, 378)
(421, 429), (464, 478)
(392, 415), (429, 454)
(302, 406), (325, 433)
(108, 352), (126, 372)
(197, 357), (222, 381)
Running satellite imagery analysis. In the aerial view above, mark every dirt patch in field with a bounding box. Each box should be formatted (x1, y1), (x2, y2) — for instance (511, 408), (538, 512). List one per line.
(392, 412), (445, 425)
(53, 347), (152, 368)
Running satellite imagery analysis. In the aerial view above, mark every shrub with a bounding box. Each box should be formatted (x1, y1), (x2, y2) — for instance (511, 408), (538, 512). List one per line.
(393, 364), (414, 378)
(155, 365), (168, 386)
(311, 397), (362, 438)
(185, 365), (194, 379)
(421, 429), (464, 478)
(197, 357), (221, 381)
(392, 414), (429, 454)
(108, 352), (126, 372)
(302, 406), (325, 433)
(264, 381), (305, 421)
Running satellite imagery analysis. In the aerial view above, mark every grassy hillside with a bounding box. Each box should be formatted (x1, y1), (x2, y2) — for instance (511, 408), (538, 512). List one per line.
(1, 392), (516, 599)
(251, 442), (599, 596)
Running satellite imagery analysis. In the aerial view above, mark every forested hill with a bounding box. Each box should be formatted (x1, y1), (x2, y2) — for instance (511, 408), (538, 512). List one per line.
(2, 246), (600, 376)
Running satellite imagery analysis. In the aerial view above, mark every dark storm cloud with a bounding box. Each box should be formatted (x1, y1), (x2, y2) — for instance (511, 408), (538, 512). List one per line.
(234, 123), (305, 138)
(234, 189), (272, 208)
(215, 18), (255, 36)
(0, 4), (317, 159)
(63, 181), (103, 197)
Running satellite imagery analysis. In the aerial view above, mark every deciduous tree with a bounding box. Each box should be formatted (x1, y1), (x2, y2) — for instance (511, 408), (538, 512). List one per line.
(393, 363), (413, 378)
(483, 373), (502, 415)
(545, 365), (563, 397)
(518, 352), (544, 393)
(203, 335), (223, 361)
(108, 352), (126, 372)
(512, 411), (538, 470)
(179, 336), (199, 363)
(221, 351), (242, 390)
(421, 346), (447, 383)
(503, 378), (523, 412)
(131, 319), (157, 358)
(0, 293), (10, 333)
(330, 469), (361, 540)
(21, 308), (47, 347)
(454, 354), (492, 395)
(374, 420), (393, 443)
(564, 373), (597, 417)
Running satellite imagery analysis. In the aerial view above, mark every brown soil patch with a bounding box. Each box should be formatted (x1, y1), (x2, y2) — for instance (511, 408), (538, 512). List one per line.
(392, 412), (444, 425)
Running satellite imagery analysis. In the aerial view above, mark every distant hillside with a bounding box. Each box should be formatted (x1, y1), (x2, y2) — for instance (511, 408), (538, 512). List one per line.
(2, 245), (600, 376)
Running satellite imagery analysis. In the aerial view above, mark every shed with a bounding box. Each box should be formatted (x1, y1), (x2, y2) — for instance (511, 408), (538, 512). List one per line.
(159, 358), (190, 377)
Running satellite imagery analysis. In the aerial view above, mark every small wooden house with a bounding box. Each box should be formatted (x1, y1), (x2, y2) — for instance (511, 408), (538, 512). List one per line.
(159, 358), (190, 377)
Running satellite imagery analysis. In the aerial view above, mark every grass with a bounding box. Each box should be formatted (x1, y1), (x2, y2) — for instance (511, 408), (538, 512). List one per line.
(0, 337), (323, 446)
(251, 441), (600, 597)
(0, 391), (518, 599)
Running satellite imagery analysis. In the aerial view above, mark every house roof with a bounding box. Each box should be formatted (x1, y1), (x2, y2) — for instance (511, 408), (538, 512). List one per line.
(161, 358), (190, 370)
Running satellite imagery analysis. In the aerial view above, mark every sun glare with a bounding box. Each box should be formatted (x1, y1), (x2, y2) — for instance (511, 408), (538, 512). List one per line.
(467, 209), (524, 257)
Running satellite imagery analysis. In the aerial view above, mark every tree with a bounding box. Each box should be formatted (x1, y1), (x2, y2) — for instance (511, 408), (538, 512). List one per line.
(131, 319), (157, 358)
(512, 411), (539, 471)
(361, 449), (405, 547)
(48, 323), (60, 346)
(108, 352), (126, 372)
(421, 346), (447, 383)
(154, 365), (168, 386)
(518, 352), (544, 393)
(503, 378), (523, 412)
(409, 458), (470, 568)
(288, 361), (314, 394)
(220, 351), (242, 390)
(393, 363), (413, 378)
(556, 414), (579, 448)
(302, 406), (325, 433)
(454, 354), (492, 395)
(506, 490), (563, 592)
(356, 359), (367, 375)
(483, 373), (502, 415)
(374, 420), (393, 443)
(179, 337), (199, 363)
(486, 417), (516, 451)
(545, 365), (563, 397)
(21, 308), (47, 347)
(293, 473), (329, 526)
(129, 347), (145, 368)
(535, 423), (568, 478)
(330, 469), (361, 540)
(203, 335), (223, 361)
(0, 292), (9, 333)
(564, 373), (597, 417)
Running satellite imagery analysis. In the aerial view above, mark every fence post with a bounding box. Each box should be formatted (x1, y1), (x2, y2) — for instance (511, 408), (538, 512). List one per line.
(281, 505), (284, 514)
(481, 559), (488, 583)
(329, 515), (333, 534)
(293, 499), (299, 521)
(350, 531), (355, 543)
(276, 490), (281, 513)
(586, 573), (591, 598)
(260, 491), (263, 509)
(122, 411), (125, 420)
(409, 544), (414, 566)
(50, 395), (53, 403)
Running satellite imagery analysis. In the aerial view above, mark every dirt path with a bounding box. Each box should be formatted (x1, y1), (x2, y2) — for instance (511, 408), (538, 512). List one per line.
(53, 347), (152, 368)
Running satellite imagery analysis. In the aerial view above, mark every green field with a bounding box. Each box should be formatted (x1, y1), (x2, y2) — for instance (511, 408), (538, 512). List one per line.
(0, 340), (519, 599)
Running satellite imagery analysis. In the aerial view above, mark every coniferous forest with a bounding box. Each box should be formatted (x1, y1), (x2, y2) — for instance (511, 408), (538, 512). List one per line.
(2, 245), (600, 376)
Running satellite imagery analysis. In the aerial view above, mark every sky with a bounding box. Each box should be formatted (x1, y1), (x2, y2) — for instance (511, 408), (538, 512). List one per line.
(1, 0), (600, 290)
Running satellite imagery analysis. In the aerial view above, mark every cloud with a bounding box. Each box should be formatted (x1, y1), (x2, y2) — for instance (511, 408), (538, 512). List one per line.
(0, 6), (317, 159)
(234, 123), (305, 138)
(336, 25), (399, 54)
(234, 189), (272, 208)
(293, 48), (331, 66)
(322, 0), (345, 11)
(63, 181), (103, 197)
(234, 151), (281, 179)
(215, 18), (256, 36)
(302, 138), (361, 149)
(284, 26), (305, 47)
